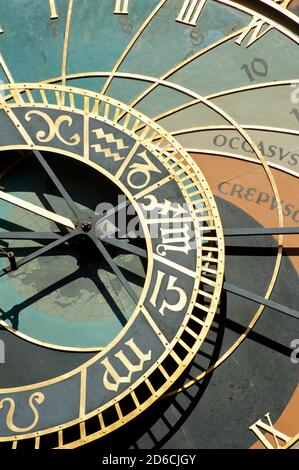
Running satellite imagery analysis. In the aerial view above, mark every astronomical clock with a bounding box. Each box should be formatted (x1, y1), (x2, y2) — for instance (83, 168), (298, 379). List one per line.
(0, 0), (298, 450)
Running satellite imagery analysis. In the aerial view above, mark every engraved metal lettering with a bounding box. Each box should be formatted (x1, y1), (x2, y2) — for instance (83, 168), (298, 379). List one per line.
(101, 339), (152, 391)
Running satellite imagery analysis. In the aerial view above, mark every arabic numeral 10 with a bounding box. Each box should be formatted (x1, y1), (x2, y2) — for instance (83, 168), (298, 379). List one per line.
(241, 57), (268, 82)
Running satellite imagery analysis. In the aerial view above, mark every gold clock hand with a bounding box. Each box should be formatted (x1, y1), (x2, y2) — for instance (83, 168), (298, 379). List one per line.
(0, 189), (76, 230)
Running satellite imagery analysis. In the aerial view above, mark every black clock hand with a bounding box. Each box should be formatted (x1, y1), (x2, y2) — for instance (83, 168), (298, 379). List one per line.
(224, 227), (299, 236)
(94, 198), (131, 229)
(0, 232), (63, 240)
(84, 264), (128, 328)
(101, 237), (299, 321)
(102, 237), (147, 258)
(224, 282), (299, 320)
(33, 150), (82, 221)
(0, 97), (82, 223)
(93, 238), (139, 304)
(94, 200), (148, 258)
(0, 229), (79, 278)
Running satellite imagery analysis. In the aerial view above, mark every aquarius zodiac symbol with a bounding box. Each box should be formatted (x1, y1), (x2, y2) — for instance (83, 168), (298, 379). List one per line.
(91, 127), (129, 162)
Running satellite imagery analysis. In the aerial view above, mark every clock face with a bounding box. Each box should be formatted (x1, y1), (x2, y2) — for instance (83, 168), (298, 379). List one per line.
(0, 0), (298, 450)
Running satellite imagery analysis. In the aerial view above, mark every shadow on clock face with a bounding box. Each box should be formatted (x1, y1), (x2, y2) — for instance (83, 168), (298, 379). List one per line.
(0, 150), (148, 385)
(82, 197), (299, 450)
(0, 153), (298, 448)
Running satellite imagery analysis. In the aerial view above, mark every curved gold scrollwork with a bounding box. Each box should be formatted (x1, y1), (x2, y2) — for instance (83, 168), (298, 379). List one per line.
(0, 392), (45, 433)
(25, 110), (81, 146)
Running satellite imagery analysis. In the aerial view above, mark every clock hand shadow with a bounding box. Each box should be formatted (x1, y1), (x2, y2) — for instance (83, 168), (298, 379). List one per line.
(0, 218), (34, 234)
(82, 261), (129, 328)
(76, 240), (145, 326)
(76, 238), (147, 327)
(93, 292), (227, 450)
(0, 249), (139, 331)
(35, 190), (72, 233)
(100, 259), (144, 288)
(0, 268), (82, 331)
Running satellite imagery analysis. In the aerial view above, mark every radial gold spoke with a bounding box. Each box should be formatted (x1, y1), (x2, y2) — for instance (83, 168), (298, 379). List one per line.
(34, 150), (82, 221)
(100, 0), (167, 95)
(0, 189), (76, 230)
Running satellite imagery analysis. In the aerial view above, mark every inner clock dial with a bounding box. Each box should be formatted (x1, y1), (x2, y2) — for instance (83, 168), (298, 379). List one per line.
(0, 151), (147, 351)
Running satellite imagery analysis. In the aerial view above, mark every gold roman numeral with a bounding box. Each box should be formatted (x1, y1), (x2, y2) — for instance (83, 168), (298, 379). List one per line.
(249, 413), (292, 449)
(114, 0), (129, 15)
(236, 0), (292, 48)
(49, 0), (58, 19)
(176, 0), (207, 26)
(236, 18), (271, 48)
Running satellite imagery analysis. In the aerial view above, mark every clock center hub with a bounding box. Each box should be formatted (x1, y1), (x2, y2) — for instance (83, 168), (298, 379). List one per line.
(80, 219), (92, 233)
(0, 153), (148, 350)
